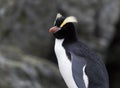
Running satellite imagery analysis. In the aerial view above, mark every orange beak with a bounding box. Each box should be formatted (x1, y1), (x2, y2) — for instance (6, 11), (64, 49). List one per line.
(49, 26), (60, 33)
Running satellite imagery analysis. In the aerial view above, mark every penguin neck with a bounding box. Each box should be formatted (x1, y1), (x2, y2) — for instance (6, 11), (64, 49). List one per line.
(60, 22), (78, 44)
(63, 36), (78, 45)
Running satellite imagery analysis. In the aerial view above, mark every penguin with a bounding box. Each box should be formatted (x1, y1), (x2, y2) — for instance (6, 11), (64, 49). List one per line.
(49, 13), (109, 88)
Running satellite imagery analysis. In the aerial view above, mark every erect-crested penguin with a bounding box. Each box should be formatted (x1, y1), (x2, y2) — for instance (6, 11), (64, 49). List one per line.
(49, 13), (109, 88)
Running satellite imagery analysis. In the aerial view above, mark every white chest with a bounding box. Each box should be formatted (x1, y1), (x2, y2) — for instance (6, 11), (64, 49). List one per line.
(54, 39), (78, 88)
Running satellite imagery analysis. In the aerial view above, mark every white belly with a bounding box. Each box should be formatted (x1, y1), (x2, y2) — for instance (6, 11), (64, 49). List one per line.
(54, 39), (78, 88)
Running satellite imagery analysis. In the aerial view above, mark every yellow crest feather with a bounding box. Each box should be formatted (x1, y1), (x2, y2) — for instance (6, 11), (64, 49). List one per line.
(54, 13), (62, 25)
(60, 16), (77, 27)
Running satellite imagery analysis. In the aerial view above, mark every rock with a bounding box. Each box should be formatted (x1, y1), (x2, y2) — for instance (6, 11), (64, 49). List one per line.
(0, 46), (67, 88)
(106, 18), (120, 88)
(0, 0), (57, 58)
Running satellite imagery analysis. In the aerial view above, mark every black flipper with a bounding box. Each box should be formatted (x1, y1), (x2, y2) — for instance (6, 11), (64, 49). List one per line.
(71, 52), (88, 88)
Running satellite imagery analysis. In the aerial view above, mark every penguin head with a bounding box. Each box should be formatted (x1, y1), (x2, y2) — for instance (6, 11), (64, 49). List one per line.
(49, 13), (78, 40)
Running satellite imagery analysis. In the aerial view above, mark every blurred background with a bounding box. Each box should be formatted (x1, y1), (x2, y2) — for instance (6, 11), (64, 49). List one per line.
(0, 0), (120, 88)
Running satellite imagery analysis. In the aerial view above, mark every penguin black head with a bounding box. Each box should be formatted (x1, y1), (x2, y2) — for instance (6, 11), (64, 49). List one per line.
(49, 13), (78, 40)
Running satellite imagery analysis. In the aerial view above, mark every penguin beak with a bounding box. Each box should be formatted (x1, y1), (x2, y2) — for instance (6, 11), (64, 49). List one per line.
(49, 26), (61, 33)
